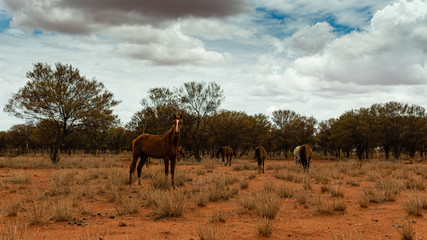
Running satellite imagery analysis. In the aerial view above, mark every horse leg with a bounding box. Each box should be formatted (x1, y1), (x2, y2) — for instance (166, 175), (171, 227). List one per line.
(129, 151), (139, 185)
(262, 159), (265, 173)
(171, 157), (176, 188)
(257, 159), (261, 174)
(164, 157), (170, 177)
(136, 154), (147, 185)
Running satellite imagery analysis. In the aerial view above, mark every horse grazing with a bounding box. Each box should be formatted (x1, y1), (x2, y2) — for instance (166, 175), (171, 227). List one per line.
(293, 144), (313, 172)
(216, 146), (236, 166)
(129, 113), (183, 187)
(254, 146), (267, 173)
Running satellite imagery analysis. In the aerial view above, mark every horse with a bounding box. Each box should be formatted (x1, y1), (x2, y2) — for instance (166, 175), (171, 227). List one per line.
(216, 146), (236, 166)
(177, 146), (185, 157)
(129, 113), (183, 187)
(146, 147), (184, 167)
(293, 144), (313, 172)
(254, 146), (267, 174)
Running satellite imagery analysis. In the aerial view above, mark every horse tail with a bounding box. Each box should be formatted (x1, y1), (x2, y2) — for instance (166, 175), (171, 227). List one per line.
(216, 148), (223, 158)
(300, 145), (307, 166)
(255, 147), (261, 162)
(129, 137), (141, 184)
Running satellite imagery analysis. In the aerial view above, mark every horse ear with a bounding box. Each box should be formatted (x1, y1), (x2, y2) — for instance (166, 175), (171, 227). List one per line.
(179, 113), (183, 119)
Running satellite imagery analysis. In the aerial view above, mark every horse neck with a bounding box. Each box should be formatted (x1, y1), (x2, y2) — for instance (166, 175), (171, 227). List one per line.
(166, 125), (180, 147)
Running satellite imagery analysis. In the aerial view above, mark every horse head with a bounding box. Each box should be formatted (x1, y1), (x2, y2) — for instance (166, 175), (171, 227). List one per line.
(173, 113), (183, 136)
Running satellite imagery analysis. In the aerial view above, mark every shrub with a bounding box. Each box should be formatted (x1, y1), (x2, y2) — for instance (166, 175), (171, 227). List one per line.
(52, 196), (73, 221)
(197, 221), (224, 240)
(399, 221), (417, 240)
(239, 195), (256, 211)
(255, 191), (281, 219)
(402, 194), (423, 216)
(4, 201), (23, 217)
(329, 184), (344, 197)
(115, 196), (140, 215)
(5, 171), (32, 184)
(277, 185), (294, 198)
(257, 217), (275, 237)
(28, 201), (49, 225)
(150, 189), (186, 217)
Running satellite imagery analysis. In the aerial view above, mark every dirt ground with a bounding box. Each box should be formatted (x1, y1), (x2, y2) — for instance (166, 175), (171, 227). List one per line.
(0, 155), (426, 240)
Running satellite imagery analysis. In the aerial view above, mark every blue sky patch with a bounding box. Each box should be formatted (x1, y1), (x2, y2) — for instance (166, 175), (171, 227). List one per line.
(0, 11), (11, 33)
(255, 7), (373, 38)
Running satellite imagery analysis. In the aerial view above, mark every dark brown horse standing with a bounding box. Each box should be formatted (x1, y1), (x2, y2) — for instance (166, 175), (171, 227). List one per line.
(216, 146), (236, 166)
(293, 144), (313, 172)
(129, 114), (183, 187)
(254, 146), (267, 173)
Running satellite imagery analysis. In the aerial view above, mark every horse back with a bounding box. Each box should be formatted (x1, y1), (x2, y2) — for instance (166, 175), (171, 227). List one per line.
(255, 146), (267, 160)
(133, 133), (175, 158)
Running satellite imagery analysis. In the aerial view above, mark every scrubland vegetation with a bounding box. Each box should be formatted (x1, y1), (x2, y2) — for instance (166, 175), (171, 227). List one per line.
(0, 154), (425, 239)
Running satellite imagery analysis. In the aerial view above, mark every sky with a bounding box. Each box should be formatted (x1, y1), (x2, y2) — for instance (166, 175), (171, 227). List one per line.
(1, 0), (427, 131)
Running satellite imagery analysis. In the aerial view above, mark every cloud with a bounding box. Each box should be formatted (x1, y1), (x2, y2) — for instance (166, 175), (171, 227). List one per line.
(4, 0), (249, 34)
(2, 0), (249, 66)
(256, 0), (392, 29)
(296, 0), (427, 87)
(286, 22), (335, 56)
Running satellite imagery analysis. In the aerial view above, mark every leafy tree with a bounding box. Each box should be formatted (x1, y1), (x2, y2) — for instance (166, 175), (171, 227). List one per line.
(371, 102), (426, 158)
(177, 81), (224, 160)
(4, 62), (120, 162)
(316, 118), (335, 156)
(271, 110), (300, 157)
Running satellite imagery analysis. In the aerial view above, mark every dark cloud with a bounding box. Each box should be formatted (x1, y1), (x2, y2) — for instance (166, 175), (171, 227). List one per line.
(4, 0), (249, 34)
(60, 0), (249, 19)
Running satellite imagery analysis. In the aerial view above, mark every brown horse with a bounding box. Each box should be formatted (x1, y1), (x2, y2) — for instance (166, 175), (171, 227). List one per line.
(254, 146), (267, 174)
(216, 146), (236, 166)
(293, 144), (313, 172)
(177, 146), (185, 157)
(129, 113), (183, 187)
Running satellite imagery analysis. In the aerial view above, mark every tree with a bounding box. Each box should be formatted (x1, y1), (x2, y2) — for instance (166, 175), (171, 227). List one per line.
(271, 110), (299, 157)
(4, 62), (120, 162)
(177, 81), (224, 160)
(316, 118), (335, 156)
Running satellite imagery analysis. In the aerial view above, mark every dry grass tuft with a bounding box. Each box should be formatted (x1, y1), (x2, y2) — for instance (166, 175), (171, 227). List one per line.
(4, 171), (32, 184)
(254, 191), (282, 219)
(402, 194), (424, 216)
(277, 184), (294, 198)
(51, 196), (74, 221)
(313, 197), (346, 214)
(197, 221), (224, 240)
(405, 176), (425, 191)
(209, 211), (226, 223)
(28, 201), (49, 225)
(0, 222), (38, 240)
(329, 184), (344, 197)
(115, 196), (140, 215)
(257, 217), (275, 237)
(399, 221), (418, 240)
(239, 194), (256, 211)
(150, 189), (186, 217)
(333, 228), (361, 240)
(3, 201), (23, 217)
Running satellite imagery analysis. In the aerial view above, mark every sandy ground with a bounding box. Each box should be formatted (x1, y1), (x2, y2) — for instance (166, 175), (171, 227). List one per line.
(0, 155), (426, 240)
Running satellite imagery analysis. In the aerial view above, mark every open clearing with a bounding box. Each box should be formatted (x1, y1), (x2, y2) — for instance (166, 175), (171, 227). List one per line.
(0, 154), (426, 239)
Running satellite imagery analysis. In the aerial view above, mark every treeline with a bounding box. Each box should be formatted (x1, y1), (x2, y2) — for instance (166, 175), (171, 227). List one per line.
(1, 63), (426, 161)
